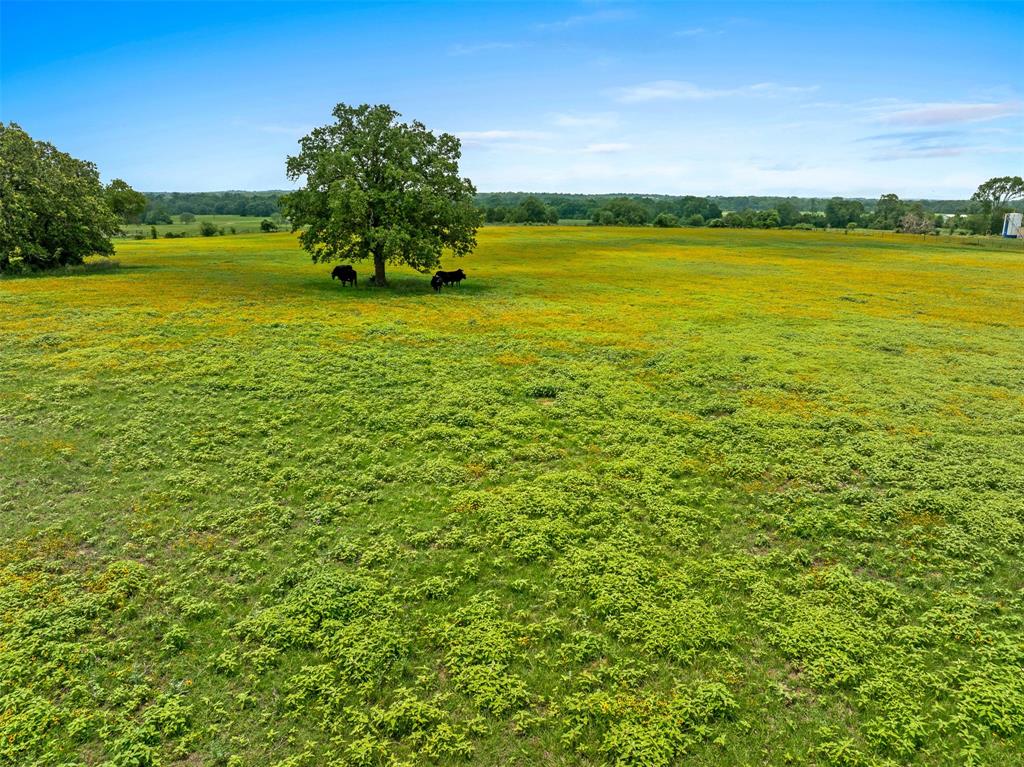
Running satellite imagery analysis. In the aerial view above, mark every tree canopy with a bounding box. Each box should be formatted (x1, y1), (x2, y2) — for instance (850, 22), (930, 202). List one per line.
(104, 179), (147, 224)
(1, 122), (120, 273)
(281, 103), (481, 285)
(971, 176), (1024, 212)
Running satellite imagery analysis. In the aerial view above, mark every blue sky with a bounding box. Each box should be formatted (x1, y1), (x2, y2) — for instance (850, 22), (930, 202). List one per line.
(2, 1), (1021, 196)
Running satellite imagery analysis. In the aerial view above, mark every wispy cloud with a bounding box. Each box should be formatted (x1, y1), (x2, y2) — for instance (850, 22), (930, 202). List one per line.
(456, 128), (552, 145)
(536, 8), (634, 31)
(448, 41), (523, 56)
(858, 129), (970, 161)
(879, 101), (1021, 126)
(551, 112), (619, 129)
(580, 142), (631, 154)
(612, 79), (817, 103)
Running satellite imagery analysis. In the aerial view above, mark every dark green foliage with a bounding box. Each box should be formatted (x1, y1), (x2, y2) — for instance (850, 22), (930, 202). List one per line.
(591, 197), (651, 225)
(653, 213), (680, 227)
(505, 195), (558, 224)
(282, 103), (481, 285)
(0, 122), (120, 272)
(260, 218), (278, 232)
(142, 191), (282, 218)
(104, 179), (147, 224)
(143, 208), (173, 225)
(825, 197), (866, 228)
(198, 221), (219, 237)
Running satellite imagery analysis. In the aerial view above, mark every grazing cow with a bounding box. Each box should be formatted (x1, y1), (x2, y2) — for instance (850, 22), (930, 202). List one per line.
(435, 268), (466, 287)
(331, 264), (357, 286)
(430, 274), (443, 292)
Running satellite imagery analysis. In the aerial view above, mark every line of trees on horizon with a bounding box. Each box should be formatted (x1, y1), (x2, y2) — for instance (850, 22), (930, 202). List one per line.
(136, 189), (1022, 234)
(475, 190), (1023, 235)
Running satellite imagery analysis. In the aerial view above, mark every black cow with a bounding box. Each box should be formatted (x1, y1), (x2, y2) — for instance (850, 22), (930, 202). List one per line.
(331, 265), (357, 286)
(430, 274), (443, 292)
(435, 268), (466, 287)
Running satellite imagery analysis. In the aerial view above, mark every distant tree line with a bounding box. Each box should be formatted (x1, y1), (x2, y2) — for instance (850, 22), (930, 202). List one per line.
(475, 188), (1024, 234)
(140, 191), (283, 224)
(136, 189), (1024, 232)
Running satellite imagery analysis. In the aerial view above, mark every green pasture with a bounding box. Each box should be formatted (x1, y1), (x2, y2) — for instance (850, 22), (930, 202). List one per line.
(119, 214), (278, 238)
(1, 227), (1022, 766)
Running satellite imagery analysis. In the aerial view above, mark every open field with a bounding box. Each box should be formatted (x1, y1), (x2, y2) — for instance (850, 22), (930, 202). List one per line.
(2, 227), (1023, 766)
(120, 215), (279, 238)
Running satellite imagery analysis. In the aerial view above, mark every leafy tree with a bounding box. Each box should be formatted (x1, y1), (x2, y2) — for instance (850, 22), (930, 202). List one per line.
(104, 179), (147, 224)
(592, 197), (650, 226)
(970, 176), (1024, 234)
(653, 213), (680, 227)
(260, 219), (279, 232)
(872, 193), (907, 230)
(971, 176), (1024, 212)
(150, 226), (158, 239)
(281, 103), (481, 285)
(143, 208), (173, 225)
(684, 214), (704, 227)
(512, 196), (557, 224)
(198, 221), (219, 237)
(775, 201), (799, 227)
(0, 122), (120, 273)
(825, 197), (865, 228)
(754, 210), (781, 228)
(180, 212), (196, 223)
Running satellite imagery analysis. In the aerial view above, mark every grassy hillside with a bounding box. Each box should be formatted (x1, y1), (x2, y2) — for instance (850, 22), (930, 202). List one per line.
(2, 228), (1023, 766)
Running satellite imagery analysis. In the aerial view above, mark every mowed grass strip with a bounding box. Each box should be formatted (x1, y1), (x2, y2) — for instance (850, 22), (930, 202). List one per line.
(1, 227), (1023, 766)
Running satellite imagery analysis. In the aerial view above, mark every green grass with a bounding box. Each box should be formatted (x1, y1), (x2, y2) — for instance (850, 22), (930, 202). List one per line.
(2, 227), (1023, 766)
(120, 214), (277, 238)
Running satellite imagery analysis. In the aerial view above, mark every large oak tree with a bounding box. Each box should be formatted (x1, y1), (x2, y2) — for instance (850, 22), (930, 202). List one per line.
(0, 122), (121, 273)
(281, 103), (481, 285)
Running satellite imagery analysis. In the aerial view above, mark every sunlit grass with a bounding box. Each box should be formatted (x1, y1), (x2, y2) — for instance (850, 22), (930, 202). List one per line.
(2, 227), (1022, 765)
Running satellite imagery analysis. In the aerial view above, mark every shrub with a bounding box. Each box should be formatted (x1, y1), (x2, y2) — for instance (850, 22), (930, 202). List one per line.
(653, 213), (680, 228)
(260, 219), (279, 233)
(198, 221), (219, 237)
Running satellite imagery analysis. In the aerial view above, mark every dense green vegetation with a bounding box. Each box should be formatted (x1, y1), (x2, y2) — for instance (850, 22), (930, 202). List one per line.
(3, 227), (1022, 766)
(136, 191), (1024, 231)
(0, 123), (129, 273)
(141, 191), (283, 223)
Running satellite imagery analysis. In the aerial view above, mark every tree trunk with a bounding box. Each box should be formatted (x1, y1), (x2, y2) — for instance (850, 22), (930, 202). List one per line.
(372, 254), (387, 286)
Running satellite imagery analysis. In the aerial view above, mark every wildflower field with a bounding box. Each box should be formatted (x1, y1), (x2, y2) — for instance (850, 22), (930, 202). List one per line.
(2, 227), (1023, 766)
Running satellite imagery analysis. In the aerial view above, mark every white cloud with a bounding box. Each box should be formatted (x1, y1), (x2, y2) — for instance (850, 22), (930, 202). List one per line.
(550, 112), (619, 128)
(456, 130), (552, 142)
(580, 142), (631, 153)
(612, 79), (816, 103)
(879, 101), (1021, 126)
